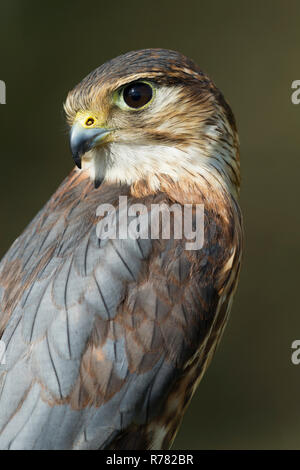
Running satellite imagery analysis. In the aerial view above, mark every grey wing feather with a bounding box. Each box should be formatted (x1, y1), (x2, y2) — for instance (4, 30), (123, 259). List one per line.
(0, 186), (177, 449)
(0, 173), (234, 449)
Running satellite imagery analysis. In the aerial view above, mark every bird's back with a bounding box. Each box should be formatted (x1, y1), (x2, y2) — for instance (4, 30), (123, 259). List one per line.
(0, 168), (242, 449)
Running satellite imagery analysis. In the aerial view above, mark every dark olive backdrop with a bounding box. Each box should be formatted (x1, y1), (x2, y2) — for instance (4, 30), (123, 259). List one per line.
(0, 0), (299, 449)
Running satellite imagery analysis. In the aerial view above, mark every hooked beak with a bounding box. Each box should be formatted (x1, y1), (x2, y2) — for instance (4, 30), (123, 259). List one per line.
(70, 124), (112, 169)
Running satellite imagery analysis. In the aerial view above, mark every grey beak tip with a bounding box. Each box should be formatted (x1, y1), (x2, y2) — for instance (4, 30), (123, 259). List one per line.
(73, 154), (82, 169)
(69, 126), (110, 170)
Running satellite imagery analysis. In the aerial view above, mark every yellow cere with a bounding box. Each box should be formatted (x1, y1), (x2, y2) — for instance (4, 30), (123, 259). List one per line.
(75, 111), (105, 129)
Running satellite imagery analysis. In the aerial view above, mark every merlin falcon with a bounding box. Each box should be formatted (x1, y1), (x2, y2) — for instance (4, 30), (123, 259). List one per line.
(0, 49), (243, 449)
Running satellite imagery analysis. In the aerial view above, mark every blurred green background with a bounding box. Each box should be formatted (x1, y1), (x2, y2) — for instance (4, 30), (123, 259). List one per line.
(0, 0), (300, 449)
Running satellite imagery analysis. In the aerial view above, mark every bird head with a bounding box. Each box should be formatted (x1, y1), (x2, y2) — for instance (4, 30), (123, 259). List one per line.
(64, 49), (240, 196)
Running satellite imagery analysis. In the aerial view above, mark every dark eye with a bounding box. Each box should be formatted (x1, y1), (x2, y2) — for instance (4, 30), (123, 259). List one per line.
(123, 82), (153, 109)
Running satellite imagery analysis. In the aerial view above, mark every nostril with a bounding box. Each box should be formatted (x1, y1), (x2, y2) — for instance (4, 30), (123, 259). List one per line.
(85, 117), (95, 127)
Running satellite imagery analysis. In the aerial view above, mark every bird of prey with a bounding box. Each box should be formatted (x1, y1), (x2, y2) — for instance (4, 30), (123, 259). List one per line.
(0, 49), (243, 450)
